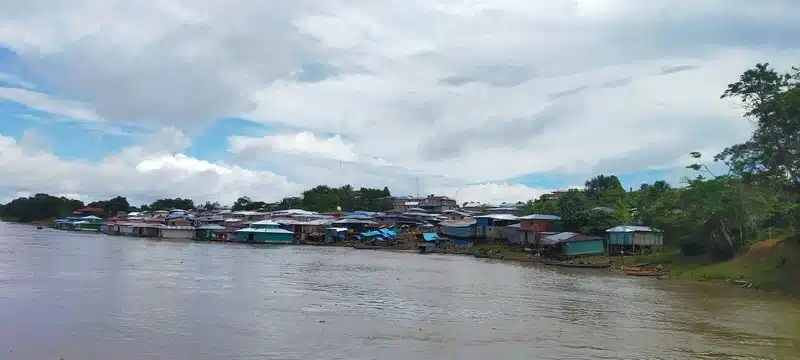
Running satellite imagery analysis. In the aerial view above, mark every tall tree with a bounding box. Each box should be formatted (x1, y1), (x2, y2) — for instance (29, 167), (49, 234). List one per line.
(585, 174), (624, 202)
(88, 196), (131, 215)
(148, 198), (194, 211)
(715, 63), (800, 238)
(716, 63), (800, 190)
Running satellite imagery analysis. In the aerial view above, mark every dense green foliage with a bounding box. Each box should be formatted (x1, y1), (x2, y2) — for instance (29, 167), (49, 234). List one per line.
(228, 185), (391, 212)
(141, 198), (195, 211)
(0, 194), (84, 222)
(88, 196), (131, 215)
(520, 63), (800, 260)
(270, 185), (392, 212)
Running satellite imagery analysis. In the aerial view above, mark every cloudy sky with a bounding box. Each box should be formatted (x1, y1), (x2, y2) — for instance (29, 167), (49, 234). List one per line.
(0, 0), (798, 206)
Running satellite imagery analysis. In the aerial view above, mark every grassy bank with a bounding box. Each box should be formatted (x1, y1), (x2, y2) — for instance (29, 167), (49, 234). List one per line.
(634, 238), (800, 296)
(471, 239), (800, 297)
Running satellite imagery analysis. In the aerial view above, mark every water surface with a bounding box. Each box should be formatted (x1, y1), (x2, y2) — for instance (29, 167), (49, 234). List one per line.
(1, 222), (798, 360)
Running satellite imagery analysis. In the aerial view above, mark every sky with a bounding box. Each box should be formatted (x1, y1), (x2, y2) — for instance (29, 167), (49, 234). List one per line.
(0, 0), (799, 206)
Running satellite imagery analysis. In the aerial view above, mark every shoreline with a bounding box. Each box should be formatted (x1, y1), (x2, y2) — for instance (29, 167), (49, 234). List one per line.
(4, 220), (797, 298)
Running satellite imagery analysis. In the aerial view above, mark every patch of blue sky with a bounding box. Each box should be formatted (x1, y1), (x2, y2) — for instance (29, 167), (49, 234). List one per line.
(185, 117), (275, 161)
(505, 173), (585, 190)
(508, 169), (678, 192)
(0, 102), (140, 161)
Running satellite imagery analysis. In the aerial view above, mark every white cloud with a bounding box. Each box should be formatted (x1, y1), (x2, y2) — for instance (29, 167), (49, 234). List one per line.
(431, 183), (554, 205)
(0, 73), (36, 89)
(0, 0), (798, 204)
(0, 87), (101, 122)
(0, 129), (304, 205)
(229, 132), (359, 162)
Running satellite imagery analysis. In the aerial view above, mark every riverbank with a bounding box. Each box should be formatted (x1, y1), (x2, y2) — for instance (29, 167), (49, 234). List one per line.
(631, 238), (800, 296)
(471, 239), (800, 297)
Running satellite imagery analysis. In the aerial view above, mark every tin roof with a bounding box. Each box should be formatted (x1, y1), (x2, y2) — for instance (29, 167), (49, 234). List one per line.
(518, 214), (561, 220)
(439, 219), (477, 227)
(474, 214), (519, 221)
(541, 232), (603, 245)
(606, 225), (660, 233)
(196, 225), (226, 230)
(235, 227), (293, 234)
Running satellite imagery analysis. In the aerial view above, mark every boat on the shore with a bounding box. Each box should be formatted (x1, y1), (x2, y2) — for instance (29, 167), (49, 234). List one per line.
(542, 260), (610, 268)
(624, 269), (666, 277)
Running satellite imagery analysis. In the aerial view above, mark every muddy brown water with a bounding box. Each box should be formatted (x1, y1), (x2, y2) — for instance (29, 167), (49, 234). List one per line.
(1, 222), (798, 360)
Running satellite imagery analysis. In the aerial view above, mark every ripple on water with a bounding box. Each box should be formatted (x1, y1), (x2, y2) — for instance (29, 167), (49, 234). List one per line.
(0, 222), (799, 360)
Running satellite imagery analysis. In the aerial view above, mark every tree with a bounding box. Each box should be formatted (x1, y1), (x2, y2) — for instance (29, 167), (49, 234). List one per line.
(202, 201), (221, 211)
(148, 198), (194, 211)
(517, 195), (558, 216)
(88, 196), (130, 215)
(716, 63), (800, 190)
(0, 194), (84, 222)
(585, 174), (624, 202)
(556, 190), (591, 231)
(715, 63), (800, 238)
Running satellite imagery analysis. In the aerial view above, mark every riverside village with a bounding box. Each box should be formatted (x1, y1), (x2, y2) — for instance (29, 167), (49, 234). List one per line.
(40, 191), (667, 277)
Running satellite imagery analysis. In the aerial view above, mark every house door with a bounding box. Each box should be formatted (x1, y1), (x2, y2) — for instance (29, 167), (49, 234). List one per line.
(248, 233), (255, 242)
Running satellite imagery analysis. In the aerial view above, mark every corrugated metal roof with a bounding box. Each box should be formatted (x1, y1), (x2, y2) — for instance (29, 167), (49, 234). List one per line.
(518, 214), (561, 220)
(475, 214), (519, 221)
(251, 220), (280, 226)
(439, 219), (477, 227)
(197, 225), (226, 230)
(235, 227), (293, 234)
(606, 225), (660, 233)
(541, 232), (602, 245)
(332, 219), (376, 225)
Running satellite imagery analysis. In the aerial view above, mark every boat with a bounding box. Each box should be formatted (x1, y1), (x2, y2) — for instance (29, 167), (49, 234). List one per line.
(36, 226), (43, 230)
(623, 269), (666, 277)
(542, 260), (610, 268)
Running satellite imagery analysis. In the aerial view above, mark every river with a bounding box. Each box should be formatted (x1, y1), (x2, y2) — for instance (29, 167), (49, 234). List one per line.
(0, 222), (798, 360)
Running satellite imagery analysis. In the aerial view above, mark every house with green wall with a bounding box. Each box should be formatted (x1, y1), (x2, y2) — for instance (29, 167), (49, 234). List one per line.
(541, 232), (605, 257)
(235, 220), (294, 244)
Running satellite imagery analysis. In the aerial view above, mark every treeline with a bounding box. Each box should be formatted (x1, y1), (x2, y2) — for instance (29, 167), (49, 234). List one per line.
(0, 185), (393, 223)
(521, 63), (800, 260)
(229, 185), (392, 213)
(0, 194), (85, 223)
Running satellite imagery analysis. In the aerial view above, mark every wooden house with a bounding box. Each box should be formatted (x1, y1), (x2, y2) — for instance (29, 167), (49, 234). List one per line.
(514, 214), (562, 247)
(541, 232), (605, 257)
(439, 219), (477, 239)
(235, 227), (294, 244)
(195, 225), (226, 240)
(606, 225), (663, 253)
(474, 214), (519, 241)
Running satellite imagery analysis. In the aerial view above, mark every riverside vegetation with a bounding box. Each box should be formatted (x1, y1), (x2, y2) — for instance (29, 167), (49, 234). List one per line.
(1, 63), (799, 296)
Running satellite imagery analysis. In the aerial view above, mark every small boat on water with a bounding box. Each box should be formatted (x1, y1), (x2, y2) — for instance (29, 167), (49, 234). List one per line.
(542, 260), (610, 268)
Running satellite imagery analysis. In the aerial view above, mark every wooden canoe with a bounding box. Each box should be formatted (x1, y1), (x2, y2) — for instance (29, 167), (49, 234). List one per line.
(624, 269), (665, 277)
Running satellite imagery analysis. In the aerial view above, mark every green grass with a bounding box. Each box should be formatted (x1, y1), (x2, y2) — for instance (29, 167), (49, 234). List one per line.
(628, 239), (800, 296)
(471, 244), (538, 262)
(474, 239), (800, 296)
